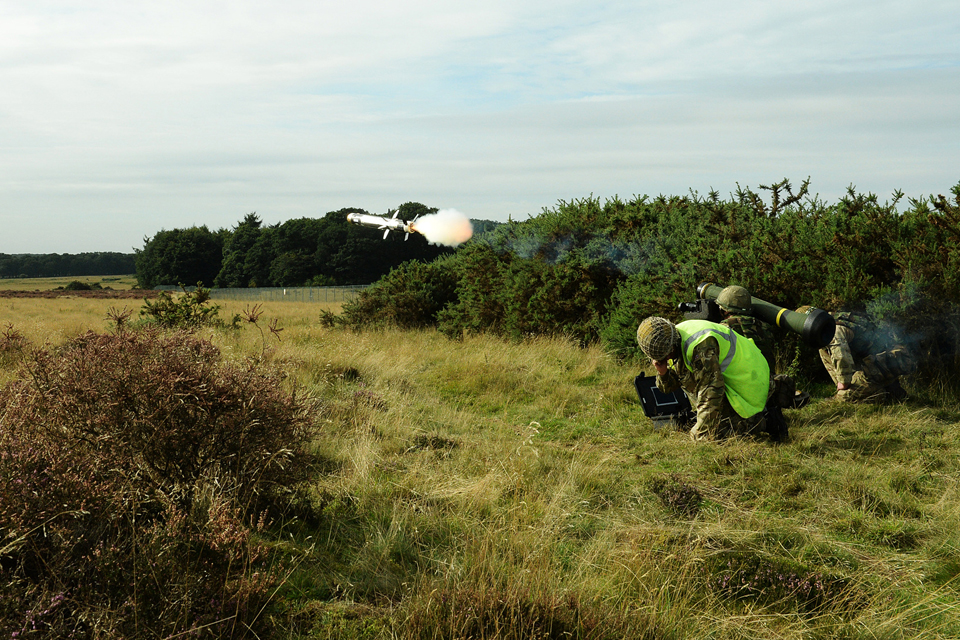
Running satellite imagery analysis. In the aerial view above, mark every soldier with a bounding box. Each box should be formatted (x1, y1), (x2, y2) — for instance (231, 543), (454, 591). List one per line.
(717, 285), (804, 411)
(716, 285), (776, 369)
(637, 316), (771, 441)
(811, 308), (917, 403)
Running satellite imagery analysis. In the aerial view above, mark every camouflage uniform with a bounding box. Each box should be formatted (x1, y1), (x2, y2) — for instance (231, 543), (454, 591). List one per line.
(819, 312), (917, 403)
(722, 313), (776, 370)
(655, 336), (766, 441)
(716, 285), (776, 370)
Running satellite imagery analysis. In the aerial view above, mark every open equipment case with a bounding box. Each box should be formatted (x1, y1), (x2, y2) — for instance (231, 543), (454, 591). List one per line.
(634, 372), (694, 430)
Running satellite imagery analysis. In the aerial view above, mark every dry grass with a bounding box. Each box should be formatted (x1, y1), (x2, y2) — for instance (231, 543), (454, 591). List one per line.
(0, 274), (137, 290)
(2, 297), (960, 638)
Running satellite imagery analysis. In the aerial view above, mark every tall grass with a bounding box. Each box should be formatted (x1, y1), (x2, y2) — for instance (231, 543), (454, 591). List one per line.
(1, 298), (959, 638)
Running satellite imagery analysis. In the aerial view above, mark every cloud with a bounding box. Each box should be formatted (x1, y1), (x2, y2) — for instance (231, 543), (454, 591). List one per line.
(0, 1), (958, 252)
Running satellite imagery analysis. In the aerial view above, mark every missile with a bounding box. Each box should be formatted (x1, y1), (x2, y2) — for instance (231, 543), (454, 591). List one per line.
(696, 282), (836, 348)
(346, 210), (418, 240)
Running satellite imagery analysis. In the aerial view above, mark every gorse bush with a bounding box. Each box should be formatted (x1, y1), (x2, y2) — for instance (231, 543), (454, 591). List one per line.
(139, 282), (232, 329)
(0, 328), (316, 637)
(337, 258), (459, 330)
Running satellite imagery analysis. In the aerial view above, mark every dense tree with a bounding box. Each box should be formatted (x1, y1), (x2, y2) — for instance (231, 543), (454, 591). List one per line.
(134, 203), (491, 289)
(0, 252), (135, 278)
(135, 226), (223, 289)
(268, 217), (324, 286)
(214, 213), (262, 288)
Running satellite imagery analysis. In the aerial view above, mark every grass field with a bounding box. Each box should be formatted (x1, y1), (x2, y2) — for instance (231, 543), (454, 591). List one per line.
(0, 274), (138, 290)
(2, 297), (959, 638)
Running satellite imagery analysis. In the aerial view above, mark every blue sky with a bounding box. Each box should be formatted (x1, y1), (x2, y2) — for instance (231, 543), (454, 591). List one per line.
(1, 0), (957, 253)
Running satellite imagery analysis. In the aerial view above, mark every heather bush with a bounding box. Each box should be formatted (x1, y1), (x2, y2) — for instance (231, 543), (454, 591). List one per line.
(705, 551), (858, 614)
(0, 324), (29, 367)
(649, 474), (704, 518)
(0, 328), (316, 637)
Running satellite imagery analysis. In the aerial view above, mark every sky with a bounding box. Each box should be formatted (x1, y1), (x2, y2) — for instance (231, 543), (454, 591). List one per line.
(1, 1), (958, 254)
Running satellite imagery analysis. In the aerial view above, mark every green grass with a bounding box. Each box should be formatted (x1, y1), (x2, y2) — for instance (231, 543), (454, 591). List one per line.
(2, 299), (960, 638)
(235, 322), (960, 639)
(0, 274), (138, 290)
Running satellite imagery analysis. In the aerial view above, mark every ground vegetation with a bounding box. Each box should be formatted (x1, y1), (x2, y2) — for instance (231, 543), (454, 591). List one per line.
(0, 298), (957, 638)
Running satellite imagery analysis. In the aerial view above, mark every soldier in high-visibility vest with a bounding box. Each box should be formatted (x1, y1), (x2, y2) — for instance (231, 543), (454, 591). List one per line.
(637, 316), (771, 441)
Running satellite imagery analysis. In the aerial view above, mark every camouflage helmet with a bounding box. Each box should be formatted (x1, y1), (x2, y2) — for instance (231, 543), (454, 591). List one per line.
(636, 316), (679, 361)
(717, 285), (752, 313)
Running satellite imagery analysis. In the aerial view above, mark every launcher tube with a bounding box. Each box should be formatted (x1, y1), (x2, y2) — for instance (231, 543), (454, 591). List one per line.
(697, 282), (836, 348)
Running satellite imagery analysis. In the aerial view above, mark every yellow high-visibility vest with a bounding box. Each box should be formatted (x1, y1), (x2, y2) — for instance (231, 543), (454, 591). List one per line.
(676, 320), (769, 418)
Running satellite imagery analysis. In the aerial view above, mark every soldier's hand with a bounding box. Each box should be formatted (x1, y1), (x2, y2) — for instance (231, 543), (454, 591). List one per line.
(837, 382), (850, 391)
(652, 359), (669, 376)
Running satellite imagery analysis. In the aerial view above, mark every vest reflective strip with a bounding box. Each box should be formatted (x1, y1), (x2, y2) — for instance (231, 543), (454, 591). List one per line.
(683, 327), (737, 371)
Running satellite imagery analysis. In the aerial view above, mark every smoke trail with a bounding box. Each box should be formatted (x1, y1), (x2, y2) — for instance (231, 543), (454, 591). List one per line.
(410, 209), (474, 247)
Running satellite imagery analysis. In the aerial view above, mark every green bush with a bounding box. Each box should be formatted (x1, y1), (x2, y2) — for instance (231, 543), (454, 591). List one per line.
(61, 280), (101, 291)
(139, 282), (229, 329)
(339, 259), (460, 330)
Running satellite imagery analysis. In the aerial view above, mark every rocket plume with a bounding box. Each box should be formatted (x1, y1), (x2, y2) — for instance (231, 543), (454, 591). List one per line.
(409, 209), (473, 247)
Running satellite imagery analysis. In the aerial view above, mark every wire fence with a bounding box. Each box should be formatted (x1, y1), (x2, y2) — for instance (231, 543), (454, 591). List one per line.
(210, 286), (368, 303)
(155, 285), (368, 303)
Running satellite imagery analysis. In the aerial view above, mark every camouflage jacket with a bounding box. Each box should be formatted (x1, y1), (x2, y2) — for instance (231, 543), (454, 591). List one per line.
(832, 311), (882, 356)
(655, 337), (725, 438)
(722, 314), (775, 369)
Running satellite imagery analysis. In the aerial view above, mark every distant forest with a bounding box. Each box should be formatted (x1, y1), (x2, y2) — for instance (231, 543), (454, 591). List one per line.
(134, 202), (501, 289)
(0, 252), (135, 279)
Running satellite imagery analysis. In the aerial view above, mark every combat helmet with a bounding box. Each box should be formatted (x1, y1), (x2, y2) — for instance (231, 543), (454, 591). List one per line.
(637, 317), (679, 361)
(717, 285), (752, 314)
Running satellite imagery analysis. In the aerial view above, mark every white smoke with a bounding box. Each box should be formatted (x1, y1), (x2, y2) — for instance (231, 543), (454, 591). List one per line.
(410, 208), (474, 247)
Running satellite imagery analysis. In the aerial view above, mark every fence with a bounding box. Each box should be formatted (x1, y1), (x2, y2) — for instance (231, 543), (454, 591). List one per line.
(154, 285), (368, 303)
(209, 286), (367, 303)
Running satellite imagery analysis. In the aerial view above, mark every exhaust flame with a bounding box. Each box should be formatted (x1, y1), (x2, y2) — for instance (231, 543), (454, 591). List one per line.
(410, 208), (473, 247)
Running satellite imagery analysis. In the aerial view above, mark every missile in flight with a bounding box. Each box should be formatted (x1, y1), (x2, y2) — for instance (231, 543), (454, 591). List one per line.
(346, 210), (417, 240)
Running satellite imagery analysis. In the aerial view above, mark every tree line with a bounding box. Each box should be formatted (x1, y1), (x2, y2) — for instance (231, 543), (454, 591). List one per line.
(0, 252), (135, 279)
(134, 202), (501, 289)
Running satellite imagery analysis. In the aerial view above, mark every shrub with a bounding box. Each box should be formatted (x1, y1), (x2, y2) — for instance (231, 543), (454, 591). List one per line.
(62, 280), (100, 291)
(329, 180), (960, 380)
(339, 259), (459, 330)
(139, 282), (231, 329)
(0, 324), (29, 367)
(649, 474), (703, 518)
(705, 550), (858, 614)
(0, 329), (316, 637)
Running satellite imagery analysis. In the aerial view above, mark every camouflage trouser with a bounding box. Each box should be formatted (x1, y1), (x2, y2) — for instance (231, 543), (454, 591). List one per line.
(820, 343), (917, 403)
(689, 398), (765, 441)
